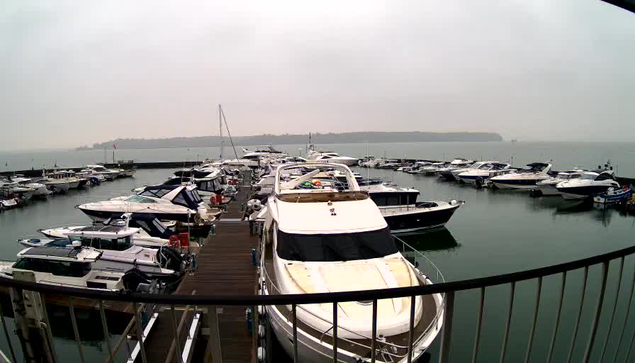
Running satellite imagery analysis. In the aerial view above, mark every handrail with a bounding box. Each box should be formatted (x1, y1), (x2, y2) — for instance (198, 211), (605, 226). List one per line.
(1, 243), (634, 305)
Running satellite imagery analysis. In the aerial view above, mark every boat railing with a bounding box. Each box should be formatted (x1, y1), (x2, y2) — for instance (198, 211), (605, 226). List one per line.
(2, 241), (635, 362)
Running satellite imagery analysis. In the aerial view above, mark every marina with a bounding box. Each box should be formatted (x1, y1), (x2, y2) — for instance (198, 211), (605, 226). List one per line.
(0, 144), (635, 362)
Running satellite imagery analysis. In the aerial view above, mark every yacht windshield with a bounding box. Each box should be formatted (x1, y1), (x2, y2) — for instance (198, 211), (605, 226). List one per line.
(580, 174), (597, 180)
(126, 196), (157, 203)
(276, 227), (397, 262)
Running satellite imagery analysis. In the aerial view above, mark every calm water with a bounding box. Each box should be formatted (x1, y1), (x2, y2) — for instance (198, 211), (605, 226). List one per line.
(0, 160), (634, 361)
(4, 141), (635, 176)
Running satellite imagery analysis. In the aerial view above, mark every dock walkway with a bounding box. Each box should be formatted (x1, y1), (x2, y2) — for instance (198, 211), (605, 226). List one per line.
(142, 176), (259, 363)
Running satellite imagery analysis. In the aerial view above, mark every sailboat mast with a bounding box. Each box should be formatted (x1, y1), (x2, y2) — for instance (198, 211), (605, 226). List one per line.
(219, 104), (224, 160)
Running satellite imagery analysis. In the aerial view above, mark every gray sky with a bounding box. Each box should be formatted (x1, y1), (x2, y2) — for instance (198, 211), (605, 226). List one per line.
(1, 1), (634, 150)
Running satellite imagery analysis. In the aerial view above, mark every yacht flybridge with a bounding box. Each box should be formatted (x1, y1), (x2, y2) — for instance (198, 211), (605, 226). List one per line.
(490, 162), (552, 190)
(259, 163), (444, 362)
(77, 185), (212, 222)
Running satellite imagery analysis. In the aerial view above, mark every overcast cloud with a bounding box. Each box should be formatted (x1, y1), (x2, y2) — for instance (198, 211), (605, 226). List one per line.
(0, 1), (634, 150)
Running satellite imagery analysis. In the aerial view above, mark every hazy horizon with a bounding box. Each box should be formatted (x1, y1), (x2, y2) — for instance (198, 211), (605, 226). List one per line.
(2, 1), (635, 151)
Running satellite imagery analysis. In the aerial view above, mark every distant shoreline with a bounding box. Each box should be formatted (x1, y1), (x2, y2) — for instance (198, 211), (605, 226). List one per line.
(76, 131), (503, 150)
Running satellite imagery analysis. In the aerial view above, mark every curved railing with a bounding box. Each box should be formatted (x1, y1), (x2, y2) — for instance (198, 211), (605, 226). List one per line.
(1, 243), (635, 362)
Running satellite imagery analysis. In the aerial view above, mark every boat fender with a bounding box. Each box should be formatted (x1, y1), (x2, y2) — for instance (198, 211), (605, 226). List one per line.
(258, 306), (265, 317)
(258, 324), (265, 337)
(246, 308), (253, 333)
(251, 248), (258, 266)
(257, 347), (266, 361)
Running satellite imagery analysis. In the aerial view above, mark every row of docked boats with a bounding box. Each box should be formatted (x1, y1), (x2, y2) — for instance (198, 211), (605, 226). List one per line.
(0, 163), (245, 294)
(392, 158), (630, 203)
(0, 164), (135, 211)
(0, 213), (192, 292)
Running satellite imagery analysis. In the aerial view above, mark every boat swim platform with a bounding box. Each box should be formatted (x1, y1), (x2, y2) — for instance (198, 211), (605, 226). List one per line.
(141, 179), (260, 363)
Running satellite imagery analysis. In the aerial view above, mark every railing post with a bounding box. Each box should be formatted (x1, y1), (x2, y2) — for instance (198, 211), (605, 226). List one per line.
(613, 263), (635, 363)
(599, 257), (624, 362)
(407, 295), (416, 363)
(472, 288), (485, 363)
(582, 262), (609, 362)
(567, 266), (589, 363)
(0, 298), (18, 363)
(133, 302), (148, 363)
(500, 282), (516, 363)
(438, 291), (455, 363)
(524, 277), (543, 363)
(68, 297), (85, 363)
(206, 306), (222, 363)
(371, 299), (378, 363)
(170, 305), (184, 363)
(332, 302), (338, 363)
(547, 272), (567, 363)
(292, 304), (298, 363)
(99, 300), (115, 363)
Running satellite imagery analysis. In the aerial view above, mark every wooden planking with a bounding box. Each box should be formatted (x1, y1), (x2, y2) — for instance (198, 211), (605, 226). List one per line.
(142, 179), (258, 363)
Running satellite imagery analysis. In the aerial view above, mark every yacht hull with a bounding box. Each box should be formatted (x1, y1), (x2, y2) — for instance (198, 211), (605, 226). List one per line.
(382, 203), (461, 234)
(557, 186), (614, 200)
(491, 179), (542, 190)
(79, 208), (192, 223)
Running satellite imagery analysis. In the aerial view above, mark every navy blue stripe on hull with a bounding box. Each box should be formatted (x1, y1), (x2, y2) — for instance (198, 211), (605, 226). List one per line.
(79, 208), (191, 222)
(492, 179), (541, 186)
(556, 185), (612, 197)
(384, 206), (459, 233)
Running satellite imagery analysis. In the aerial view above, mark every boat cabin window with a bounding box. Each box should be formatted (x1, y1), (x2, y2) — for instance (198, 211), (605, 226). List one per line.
(140, 189), (173, 198)
(69, 236), (132, 251)
(371, 193), (417, 206)
(13, 258), (91, 277)
(126, 196), (157, 203)
(276, 227), (397, 262)
(595, 173), (614, 181)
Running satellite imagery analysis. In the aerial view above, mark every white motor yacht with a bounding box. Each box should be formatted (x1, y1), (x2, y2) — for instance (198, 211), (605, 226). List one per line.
(78, 185), (213, 222)
(19, 228), (184, 278)
(536, 170), (584, 196)
(420, 162), (447, 176)
(437, 159), (473, 180)
(457, 162), (512, 185)
(556, 171), (621, 200)
(260, 163), (444, 362)
(0, 245), (151, 291)
(306, 149), (359, 166)
(83, 165), (121, 181)
(490, 162), (553, 190)
(38, 213), (177, 248)
(360, 182), (463, 234)
(43, 170), (80, 193)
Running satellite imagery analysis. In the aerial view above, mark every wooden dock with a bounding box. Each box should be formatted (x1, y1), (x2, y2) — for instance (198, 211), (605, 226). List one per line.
(142, 176), (260, 363)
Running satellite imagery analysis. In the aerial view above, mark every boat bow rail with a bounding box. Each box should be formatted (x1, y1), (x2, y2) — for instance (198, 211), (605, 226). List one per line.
(1, 244), (635, 362)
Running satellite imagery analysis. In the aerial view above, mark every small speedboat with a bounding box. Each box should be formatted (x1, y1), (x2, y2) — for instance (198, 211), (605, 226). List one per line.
(490, 162), (552, 190)
(556, 171), (621, 200)
(593, 187), (633, 204)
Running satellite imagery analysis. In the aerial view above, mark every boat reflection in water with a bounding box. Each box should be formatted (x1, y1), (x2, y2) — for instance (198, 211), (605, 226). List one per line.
(396, 227), (459, 253)
(530, 197), (624, 227)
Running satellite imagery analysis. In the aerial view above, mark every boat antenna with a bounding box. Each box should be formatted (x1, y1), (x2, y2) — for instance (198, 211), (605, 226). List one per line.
(219, 105), (224, 160)
(219, 105), (239, 161)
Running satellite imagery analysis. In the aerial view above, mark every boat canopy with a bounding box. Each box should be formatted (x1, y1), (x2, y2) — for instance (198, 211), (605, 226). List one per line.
(276, 227), (397, 262)
(138, 185), (202, 209)
(126, 214), (174, 239)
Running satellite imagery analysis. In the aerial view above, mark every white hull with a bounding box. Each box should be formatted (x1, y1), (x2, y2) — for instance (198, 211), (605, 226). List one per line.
(309, 158), (359, 166)
(491, 182), (538, 190)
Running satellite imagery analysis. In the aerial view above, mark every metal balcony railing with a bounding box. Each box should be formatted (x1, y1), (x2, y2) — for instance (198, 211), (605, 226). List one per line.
(0, 243), (634, 362)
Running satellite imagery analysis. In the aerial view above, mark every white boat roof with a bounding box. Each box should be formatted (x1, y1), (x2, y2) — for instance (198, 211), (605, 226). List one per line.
(18, 246), (101, 262)
(66, 226), (140, 238)
(275, 198), (387, 234)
